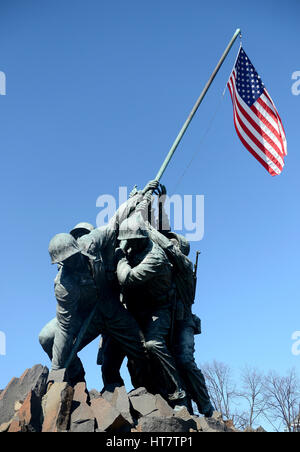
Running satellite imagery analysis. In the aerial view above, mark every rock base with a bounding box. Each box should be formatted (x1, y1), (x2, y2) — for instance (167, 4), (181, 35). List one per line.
(0, 364), (244, 433)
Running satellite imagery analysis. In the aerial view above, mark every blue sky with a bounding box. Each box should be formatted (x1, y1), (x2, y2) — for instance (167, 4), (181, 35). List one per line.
(0, 0), (299, 414)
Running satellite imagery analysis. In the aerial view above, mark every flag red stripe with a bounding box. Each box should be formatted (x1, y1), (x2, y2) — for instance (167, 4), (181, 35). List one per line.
(230, 78), (284, 170)
(227, 48), (286, 175)
(256, 97), (279, 123)
(228, 79), (281, 175)
(252, 95), (284, 148)
(233, 90), (284, 158)
(234, 106), (283, 172)
(227, 80), (279, 175)
(250, 103), (284, 154)
(263, 90), (288, 156)
(233, 113), (277, 176)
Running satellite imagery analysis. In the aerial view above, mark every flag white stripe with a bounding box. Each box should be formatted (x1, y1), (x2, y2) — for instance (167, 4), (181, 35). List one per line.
(233, 85), (284, 155)
(232, 70), (281, 144)
(228, 49), (287, 175)
(260, 93), (279, 116)
(232, 84), (285, 160)
(263, 89), (288, 155)
(230, 75), (284, 170)
(234, 110), (281, 175)
(252, 99), (280, 134)
(233, 96), (284, 168)
(230, 73), (284, 157)
(228, 77), (282, 175)
(279, 123), (288, 156)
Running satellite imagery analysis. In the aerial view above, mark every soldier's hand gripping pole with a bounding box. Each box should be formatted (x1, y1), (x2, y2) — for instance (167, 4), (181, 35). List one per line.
(154, 28), (241, 182)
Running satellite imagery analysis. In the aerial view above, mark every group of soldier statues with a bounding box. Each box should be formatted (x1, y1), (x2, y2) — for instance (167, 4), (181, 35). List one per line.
(38, 180), (214, 417)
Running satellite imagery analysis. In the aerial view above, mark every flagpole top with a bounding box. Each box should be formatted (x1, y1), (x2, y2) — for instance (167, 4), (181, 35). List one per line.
(233, 28), (242, 46)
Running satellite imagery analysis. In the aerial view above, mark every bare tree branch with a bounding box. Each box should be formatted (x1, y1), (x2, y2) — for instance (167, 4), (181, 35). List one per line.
(262, 368), (300, 432)
(202, 360), (238, 421)
(236, 366), (266, 429)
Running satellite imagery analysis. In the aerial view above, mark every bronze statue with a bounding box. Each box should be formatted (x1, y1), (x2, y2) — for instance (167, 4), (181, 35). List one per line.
(38, 181), (158, 387)
(39, 180), (214, 417)
(115, 213), (188, 408)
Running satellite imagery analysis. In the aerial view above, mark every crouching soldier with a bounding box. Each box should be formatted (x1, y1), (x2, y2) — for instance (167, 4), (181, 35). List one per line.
(39, 181), (159, 387)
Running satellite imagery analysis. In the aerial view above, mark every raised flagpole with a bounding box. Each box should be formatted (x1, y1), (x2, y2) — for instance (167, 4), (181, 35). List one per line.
(155, 28), (241, 182)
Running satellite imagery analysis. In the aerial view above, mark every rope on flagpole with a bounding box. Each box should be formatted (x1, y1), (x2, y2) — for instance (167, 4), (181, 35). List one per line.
(169, 33), (244, 193)
(154, 28), (241, 183)
(171, 31), (245, 192)
(171, 92), (225, 193)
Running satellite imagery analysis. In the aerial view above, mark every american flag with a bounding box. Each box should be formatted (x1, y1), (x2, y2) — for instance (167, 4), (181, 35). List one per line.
(227, 47), (287, 176)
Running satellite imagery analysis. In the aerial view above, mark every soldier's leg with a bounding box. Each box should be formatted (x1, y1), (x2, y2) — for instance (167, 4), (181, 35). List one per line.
(47, 276), (89, 384)
(100, 335), (126, 389)
(38, 317), (57, 360)
(173, 323), (214, 416)
(73, 312), (126, 390)
(100, 303), (151, 390)
(52, 304), (86, 383)
(142, 308), (187, 406)
(99, 335), (149, 391)
(77, 301), (150, 390)
(38, 316), (85, 383)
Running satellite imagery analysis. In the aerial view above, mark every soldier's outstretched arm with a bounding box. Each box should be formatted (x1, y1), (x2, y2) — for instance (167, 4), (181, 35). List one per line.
(104, 180), (159, 245)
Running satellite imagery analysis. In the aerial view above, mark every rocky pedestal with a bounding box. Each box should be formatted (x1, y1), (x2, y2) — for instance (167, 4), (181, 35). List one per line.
(0, 364), (247, 433)
(0, 364), (48, 432)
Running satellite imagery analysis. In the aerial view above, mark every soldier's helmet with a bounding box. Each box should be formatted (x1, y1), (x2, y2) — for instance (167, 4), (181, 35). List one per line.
(167, 232), (190, 256)
(70, 222), (94, 239)
(48, 233), (96, 264)
(118, 213), (149, 241)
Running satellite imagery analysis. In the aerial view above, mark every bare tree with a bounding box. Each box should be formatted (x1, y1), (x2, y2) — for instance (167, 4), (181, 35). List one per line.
(235, 366), (266, 429)
(202, 360), (238, 421)
(200, 362), (300, 432)
(262, 368), (300, 432)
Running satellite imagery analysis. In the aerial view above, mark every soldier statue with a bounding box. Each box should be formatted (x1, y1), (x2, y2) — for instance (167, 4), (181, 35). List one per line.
(98, 185), (214, 416)
(38, 181), (158, 387)
(149, 186), (214, 417)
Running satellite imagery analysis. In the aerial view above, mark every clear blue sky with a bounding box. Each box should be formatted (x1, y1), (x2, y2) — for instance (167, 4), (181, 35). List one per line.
(1, 0), (299, 405)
